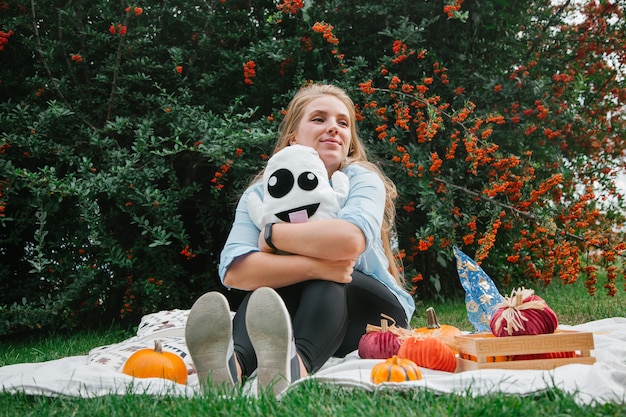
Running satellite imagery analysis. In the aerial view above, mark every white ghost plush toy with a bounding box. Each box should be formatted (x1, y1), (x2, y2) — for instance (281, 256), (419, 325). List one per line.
(247, 144), (349, 229)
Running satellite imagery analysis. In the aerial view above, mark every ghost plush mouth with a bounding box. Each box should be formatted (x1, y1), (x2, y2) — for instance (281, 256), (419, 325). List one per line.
(275, 203), (320, 223)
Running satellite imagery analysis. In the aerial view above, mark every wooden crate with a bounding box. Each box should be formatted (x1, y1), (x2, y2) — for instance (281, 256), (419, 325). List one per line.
(455, 330), (596, 371)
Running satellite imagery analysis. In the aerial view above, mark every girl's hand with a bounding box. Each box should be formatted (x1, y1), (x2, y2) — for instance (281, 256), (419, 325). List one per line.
(315, 258), (355, 284)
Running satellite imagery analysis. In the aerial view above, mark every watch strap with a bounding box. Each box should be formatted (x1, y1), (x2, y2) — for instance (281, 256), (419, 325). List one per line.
(264, 222), (277, 250)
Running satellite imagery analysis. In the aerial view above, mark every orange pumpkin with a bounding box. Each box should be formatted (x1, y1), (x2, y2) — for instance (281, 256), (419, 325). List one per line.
(398, 336), (457, 373)
(370, 355), (422, 384)
(415, 307), (462, 340)
(122, 340), (188, 384)
(413, 307), (462, 354)
(460, 352), (511, 362)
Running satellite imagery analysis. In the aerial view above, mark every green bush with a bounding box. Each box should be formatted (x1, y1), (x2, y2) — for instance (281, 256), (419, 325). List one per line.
(1, 0), (624, 334)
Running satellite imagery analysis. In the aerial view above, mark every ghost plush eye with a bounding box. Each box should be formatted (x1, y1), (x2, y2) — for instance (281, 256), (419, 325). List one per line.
(298, 171), (318, 191)
(267, 168), (294, 198)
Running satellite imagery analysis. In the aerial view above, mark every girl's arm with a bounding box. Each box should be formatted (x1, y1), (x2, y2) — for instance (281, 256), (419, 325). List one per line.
(223, 249), (356, 290)
(261, 219), (365, 260)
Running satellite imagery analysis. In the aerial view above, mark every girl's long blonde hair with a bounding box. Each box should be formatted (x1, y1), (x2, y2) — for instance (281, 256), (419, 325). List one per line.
(267, 84), (403, 285)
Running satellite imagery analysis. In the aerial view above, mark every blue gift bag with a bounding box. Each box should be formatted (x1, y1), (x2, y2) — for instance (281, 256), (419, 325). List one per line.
(453, 246), (504, 333)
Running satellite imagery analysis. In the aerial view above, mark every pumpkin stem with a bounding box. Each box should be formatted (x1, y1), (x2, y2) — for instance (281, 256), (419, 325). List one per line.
(380, 313), (397, 332)
(365, 314), (414, 339)
(425, 307), (442, 329)
(154, 339), (163, 354)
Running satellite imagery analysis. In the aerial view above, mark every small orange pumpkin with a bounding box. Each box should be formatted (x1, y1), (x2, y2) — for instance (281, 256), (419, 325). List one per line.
(370, 355), (422, 384)
(398, 336), (457, 373)
(122, 340), (188, 385)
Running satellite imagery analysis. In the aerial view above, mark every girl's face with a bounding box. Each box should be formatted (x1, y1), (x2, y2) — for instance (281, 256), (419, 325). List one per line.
(290, 95), (352, 176)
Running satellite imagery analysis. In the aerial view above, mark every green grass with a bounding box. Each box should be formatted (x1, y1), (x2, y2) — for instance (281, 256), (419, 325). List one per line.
(2, 383), (624, 417)
(0, 325), (132, 367)
(1, 279), (625, 417)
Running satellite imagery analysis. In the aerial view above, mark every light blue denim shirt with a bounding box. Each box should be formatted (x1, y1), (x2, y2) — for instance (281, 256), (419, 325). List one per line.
(218, 163), (416, 322)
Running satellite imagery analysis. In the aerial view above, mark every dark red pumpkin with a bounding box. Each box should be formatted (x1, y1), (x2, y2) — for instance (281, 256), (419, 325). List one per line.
(512, 351), (576, 361)
(358, 317), (402, 359)
(358, 331), (402, 359)
(490, 287), (558, 337)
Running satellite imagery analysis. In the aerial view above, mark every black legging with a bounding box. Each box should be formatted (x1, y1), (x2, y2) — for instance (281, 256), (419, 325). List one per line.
(232, 271), (409, 376)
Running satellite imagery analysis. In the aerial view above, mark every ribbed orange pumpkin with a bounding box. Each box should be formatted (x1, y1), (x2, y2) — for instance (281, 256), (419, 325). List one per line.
(398, 336), (457, 373)
(370, 355), (422, 384)
(122, 340), (188, 384)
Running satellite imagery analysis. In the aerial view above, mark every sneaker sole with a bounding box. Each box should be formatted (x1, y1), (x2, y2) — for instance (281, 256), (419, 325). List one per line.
(246, 287), (293, 397)
(185, 292), (235, 386)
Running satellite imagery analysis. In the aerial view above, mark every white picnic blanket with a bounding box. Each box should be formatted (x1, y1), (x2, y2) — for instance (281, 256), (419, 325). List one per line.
(1, 312), (625, 405)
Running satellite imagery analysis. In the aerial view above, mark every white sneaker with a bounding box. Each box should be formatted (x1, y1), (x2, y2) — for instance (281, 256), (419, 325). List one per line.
(246, 287), (300, 397)
(185, 292), (238, 388)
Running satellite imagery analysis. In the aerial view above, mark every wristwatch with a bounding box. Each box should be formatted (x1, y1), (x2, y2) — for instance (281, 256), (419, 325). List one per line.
(264, 222), (277, 250)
